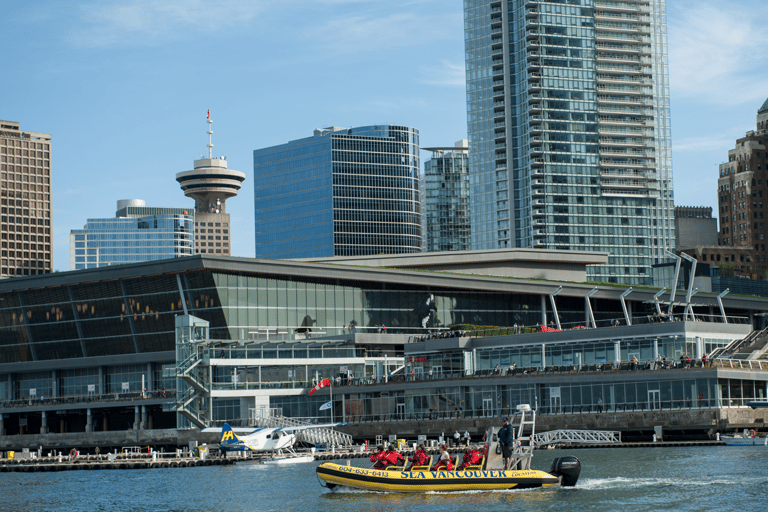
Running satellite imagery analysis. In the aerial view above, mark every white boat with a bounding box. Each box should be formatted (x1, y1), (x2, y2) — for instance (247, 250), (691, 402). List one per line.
(262, 455), (315, 464)
(721, 430), (767, 446)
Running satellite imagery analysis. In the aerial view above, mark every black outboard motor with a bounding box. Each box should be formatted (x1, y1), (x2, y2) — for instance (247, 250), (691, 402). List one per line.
(550, 456), (581, 487)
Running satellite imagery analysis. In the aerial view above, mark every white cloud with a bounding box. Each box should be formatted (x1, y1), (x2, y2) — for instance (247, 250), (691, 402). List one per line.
(419, 60), (465, 87)
(300, 9), (461, 56)
(668, 1), (768, 106)
(672, 134), (739, 153)
(66, 0), (269, 47)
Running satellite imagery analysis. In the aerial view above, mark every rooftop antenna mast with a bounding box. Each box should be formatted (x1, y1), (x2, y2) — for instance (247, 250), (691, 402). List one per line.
(206, 109), (213, 159)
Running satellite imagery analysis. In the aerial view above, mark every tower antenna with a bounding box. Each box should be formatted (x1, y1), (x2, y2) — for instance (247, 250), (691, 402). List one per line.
(206, 109), (213, 159)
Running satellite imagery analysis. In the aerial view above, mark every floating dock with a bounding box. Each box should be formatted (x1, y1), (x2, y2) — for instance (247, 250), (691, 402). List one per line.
(0, 454), (242, 473)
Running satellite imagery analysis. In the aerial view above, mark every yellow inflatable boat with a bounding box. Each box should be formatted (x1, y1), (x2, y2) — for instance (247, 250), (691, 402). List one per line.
(316, 405), (580, 493)
(316, 460), (579, 493)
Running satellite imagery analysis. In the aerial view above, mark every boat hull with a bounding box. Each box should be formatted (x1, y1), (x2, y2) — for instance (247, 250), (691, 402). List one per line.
(721, 436), (767, 446)
(316, 462), (560, 493)
(263, 455), (316, 464)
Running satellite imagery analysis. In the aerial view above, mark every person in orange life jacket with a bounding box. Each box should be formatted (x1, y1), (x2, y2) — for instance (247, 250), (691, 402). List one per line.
(383, 445), (405, 467)
(431, 444), (453, 471)
(407, 444), (429, 469)
(458, 447), (483, 471)
(370, 445), (387, 469)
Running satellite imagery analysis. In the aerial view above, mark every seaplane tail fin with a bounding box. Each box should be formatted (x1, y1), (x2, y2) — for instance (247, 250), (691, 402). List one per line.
(220, 423), (243, 446)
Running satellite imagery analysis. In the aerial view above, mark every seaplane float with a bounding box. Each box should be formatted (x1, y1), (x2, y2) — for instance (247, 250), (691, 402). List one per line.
(316, 404), (581, 493)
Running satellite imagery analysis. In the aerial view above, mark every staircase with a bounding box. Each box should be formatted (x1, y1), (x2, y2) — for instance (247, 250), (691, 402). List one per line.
(710, 328), (768, 360)
(164, 350), (209, 429)
(253, 415), (353, 447)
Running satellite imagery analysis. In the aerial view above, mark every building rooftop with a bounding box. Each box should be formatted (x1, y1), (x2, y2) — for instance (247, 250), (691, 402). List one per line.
(759, 97), (768, 115)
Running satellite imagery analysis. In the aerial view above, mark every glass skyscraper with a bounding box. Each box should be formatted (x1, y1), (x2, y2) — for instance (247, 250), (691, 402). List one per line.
(464, 0), (674, 285)
(421, 141), (471, 252)
(253, 125), (422, 258)
(69, 199), (194, 270)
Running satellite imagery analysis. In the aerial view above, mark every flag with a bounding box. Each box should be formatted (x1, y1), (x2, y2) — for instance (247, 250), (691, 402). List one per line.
(309, 378), (331, 395)
(207, 109), (210, 119)
(319, 401), (332, 411)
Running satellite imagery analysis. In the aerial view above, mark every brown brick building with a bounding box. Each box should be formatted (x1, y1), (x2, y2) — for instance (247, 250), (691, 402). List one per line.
(0, 120), (52, 278)
(715, 99), (768, 278)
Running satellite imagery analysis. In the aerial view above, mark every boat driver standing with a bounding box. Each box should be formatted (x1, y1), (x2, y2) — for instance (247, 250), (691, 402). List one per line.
(497, 417), (514, 469)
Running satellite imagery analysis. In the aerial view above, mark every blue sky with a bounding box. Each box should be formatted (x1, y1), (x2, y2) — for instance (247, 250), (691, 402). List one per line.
(1, 0), (766, 271)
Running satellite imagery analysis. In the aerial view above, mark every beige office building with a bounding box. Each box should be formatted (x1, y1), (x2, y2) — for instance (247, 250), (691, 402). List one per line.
(0, 120), (52, 278)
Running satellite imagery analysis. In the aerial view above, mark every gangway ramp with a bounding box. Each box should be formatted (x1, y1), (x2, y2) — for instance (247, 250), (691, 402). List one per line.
(534, 429), (621, 447)
(254, 415), (353, 448)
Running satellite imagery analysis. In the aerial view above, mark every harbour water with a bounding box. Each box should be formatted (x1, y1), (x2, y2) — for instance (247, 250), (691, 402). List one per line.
(2, 446), (766, 512)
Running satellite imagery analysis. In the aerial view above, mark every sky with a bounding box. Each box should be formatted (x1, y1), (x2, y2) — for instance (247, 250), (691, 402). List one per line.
(1, 0), (767, 271)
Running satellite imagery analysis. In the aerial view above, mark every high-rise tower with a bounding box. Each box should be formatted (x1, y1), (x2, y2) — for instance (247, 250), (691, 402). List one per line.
(464, 0), (675, 285)
(0, 119), (53, 277)
(176, 112), (245, 256)
(422, 140), (471, 252)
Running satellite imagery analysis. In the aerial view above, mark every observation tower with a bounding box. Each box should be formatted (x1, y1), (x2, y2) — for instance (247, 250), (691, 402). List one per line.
(176, 111), (245, 256)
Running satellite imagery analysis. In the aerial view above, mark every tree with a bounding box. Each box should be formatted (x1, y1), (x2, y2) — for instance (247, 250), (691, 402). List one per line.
(719, 263), (736, 278)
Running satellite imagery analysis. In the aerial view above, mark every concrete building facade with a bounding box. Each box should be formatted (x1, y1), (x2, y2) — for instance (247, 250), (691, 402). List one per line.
(0, 120), (52, 278)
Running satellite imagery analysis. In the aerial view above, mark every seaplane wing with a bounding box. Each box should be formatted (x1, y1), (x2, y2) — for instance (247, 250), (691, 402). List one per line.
(210, 422), (347, 453)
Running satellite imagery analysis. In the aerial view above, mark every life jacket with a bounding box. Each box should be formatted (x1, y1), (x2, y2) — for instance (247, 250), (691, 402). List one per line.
(433, 454), (453, 471)
(468, 449), (482, 465)
(371, 451), (387, 467)
(384, 450), (404, 466)
(411, 451), (428, 466)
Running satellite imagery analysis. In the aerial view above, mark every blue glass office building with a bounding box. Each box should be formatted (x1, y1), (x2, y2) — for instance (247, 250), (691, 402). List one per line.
(464, 0), (675, 285)
(253, 125), (422, 258)
(69, 200), (194, 269)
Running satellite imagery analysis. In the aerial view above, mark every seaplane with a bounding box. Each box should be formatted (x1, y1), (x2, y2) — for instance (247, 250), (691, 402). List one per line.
(205, 422), (347, 464)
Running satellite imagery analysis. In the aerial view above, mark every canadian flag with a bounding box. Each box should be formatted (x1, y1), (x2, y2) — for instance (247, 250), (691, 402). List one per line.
(309, 378), (331, 395)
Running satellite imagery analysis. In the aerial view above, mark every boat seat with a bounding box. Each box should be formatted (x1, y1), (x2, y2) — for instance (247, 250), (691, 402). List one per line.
(410, 455), (433, 471)
(465, 455), (486, 471)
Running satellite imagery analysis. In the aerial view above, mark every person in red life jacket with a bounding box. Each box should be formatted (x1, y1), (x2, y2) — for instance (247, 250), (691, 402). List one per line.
(457, 447), (484, 471)
(431, 444), (453, 471)
(457, 447), (473, 471)
(407, 444), (429, 469)
(370, 445), (387, 469)
(383, 445), (405, 467)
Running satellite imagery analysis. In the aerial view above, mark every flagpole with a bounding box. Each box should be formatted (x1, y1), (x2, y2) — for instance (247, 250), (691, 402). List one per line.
(330, 380), (334, 424)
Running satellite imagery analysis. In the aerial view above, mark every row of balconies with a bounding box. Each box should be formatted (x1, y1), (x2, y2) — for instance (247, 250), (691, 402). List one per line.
(598, 106), (653, 117)
(597, 85), (653, 97)
(598, 127), (654, 138)
(597, 75), (653, 86)
(594, 1), (652, 15)
(594, 12), (650, 24)
(597, 95), (654, 106)
(599, 138), (649, 148)
(595, 43), (651, 55)
(599, 159), (655, 170)
(596, 65), (651, 76)
(598, 117), (654, 127)
(595, 22), (651, 36)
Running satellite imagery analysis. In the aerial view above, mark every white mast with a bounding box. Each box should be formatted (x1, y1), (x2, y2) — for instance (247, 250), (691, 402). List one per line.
(207, 109), (213, 159)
